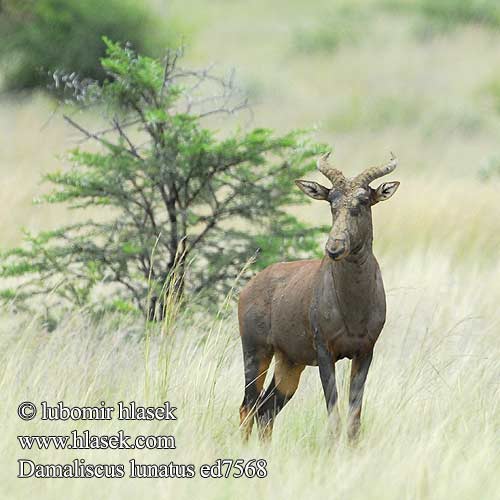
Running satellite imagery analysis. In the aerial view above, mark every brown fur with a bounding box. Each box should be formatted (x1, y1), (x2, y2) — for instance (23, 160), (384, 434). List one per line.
(238, 153), (400, 441)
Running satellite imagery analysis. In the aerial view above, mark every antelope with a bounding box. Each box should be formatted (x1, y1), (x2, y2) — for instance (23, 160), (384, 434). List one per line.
(238, 151), (399, 441)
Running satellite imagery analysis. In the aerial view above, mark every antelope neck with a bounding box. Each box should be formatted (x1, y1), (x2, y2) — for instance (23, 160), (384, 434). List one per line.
(325, 242), (376, 288)
(321, 243), (378, 333)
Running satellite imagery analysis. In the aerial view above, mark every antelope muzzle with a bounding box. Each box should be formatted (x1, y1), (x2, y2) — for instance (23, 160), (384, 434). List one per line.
(325, 237), (349, 261)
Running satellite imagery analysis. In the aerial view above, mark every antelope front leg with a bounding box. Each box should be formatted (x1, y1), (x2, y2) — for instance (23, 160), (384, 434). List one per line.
(347, 350), (373, 441)
(315, 329), (341, 438)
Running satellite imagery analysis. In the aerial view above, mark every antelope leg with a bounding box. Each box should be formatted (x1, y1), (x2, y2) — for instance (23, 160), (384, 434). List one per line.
(315, 329), (340, 437)
(256, 352), (304, 441)
(239, 347), (272, 442)
(347, 350), (373, 441)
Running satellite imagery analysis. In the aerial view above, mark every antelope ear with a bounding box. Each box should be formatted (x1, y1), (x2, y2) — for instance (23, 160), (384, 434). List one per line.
(371, 181), (400, 205)
(295, 180), (330, 200)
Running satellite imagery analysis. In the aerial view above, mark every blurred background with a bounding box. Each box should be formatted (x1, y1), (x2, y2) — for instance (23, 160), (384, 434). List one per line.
(1, 0), (500, 264)
(1, 3), (499, 498)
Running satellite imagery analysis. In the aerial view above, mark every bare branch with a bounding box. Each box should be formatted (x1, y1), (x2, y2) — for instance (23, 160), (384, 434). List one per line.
(113, 118), (143, 160)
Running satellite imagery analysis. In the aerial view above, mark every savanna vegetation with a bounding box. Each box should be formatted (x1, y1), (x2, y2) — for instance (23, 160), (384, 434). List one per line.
(0, 38), (324, 317)
(0, 1), (499, 499)
(0, 0), (175, 91)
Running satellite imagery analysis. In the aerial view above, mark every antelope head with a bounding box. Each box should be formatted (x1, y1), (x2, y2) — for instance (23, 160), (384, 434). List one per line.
(295, 152), (400, 261)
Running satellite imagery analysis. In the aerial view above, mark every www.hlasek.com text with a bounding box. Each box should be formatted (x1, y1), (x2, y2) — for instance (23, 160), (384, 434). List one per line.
(18, 429), (176, 451)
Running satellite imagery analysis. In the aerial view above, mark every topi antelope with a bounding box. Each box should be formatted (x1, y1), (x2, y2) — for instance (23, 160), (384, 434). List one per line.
(238, 151), (400, 441)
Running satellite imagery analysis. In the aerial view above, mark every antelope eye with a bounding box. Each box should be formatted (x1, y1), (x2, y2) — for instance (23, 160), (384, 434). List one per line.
(358, 196), (370, 206)
(329, 190), (342, 202)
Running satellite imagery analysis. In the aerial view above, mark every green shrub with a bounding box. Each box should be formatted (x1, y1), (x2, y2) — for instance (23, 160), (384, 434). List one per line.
(417, 0), (500, 28)
(292, 7), (364, 54)
(385, 0), (500, 31)
(0, 0), (175, 92)
(0, 39), (326, 316)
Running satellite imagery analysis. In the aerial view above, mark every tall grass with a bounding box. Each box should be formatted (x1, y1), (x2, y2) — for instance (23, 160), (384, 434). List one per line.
(1, 1), (500, 498)
(1, 249), (498, 499)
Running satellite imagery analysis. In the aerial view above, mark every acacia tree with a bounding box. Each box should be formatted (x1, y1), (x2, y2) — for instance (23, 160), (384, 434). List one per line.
(0, 39), (325, 316)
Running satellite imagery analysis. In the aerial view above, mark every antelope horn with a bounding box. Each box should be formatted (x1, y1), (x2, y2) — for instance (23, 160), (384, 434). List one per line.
(317, 151), (346, 187)
(354, 152), (398, 186)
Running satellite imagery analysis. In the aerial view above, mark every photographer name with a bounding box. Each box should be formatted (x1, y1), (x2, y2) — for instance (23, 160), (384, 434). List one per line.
(40, 401), (177, 421)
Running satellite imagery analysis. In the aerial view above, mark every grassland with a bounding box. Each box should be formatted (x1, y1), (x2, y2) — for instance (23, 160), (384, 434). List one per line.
(1, 1), (499, 498)
(1, 253), (498, 499)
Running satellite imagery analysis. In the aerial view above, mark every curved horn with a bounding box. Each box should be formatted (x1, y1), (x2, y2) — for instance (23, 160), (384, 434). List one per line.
(317, 151), (346, 187)
(354, 152), (398, 186)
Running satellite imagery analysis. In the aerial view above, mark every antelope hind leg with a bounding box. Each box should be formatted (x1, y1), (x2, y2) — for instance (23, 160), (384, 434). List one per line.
(256, 352), (304, 441)
(239, 348), (272, 442)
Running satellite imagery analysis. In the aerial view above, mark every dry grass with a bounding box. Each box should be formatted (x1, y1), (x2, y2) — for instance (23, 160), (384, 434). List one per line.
(1, 1), (499, 498)
(1, 252), (498, 499)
